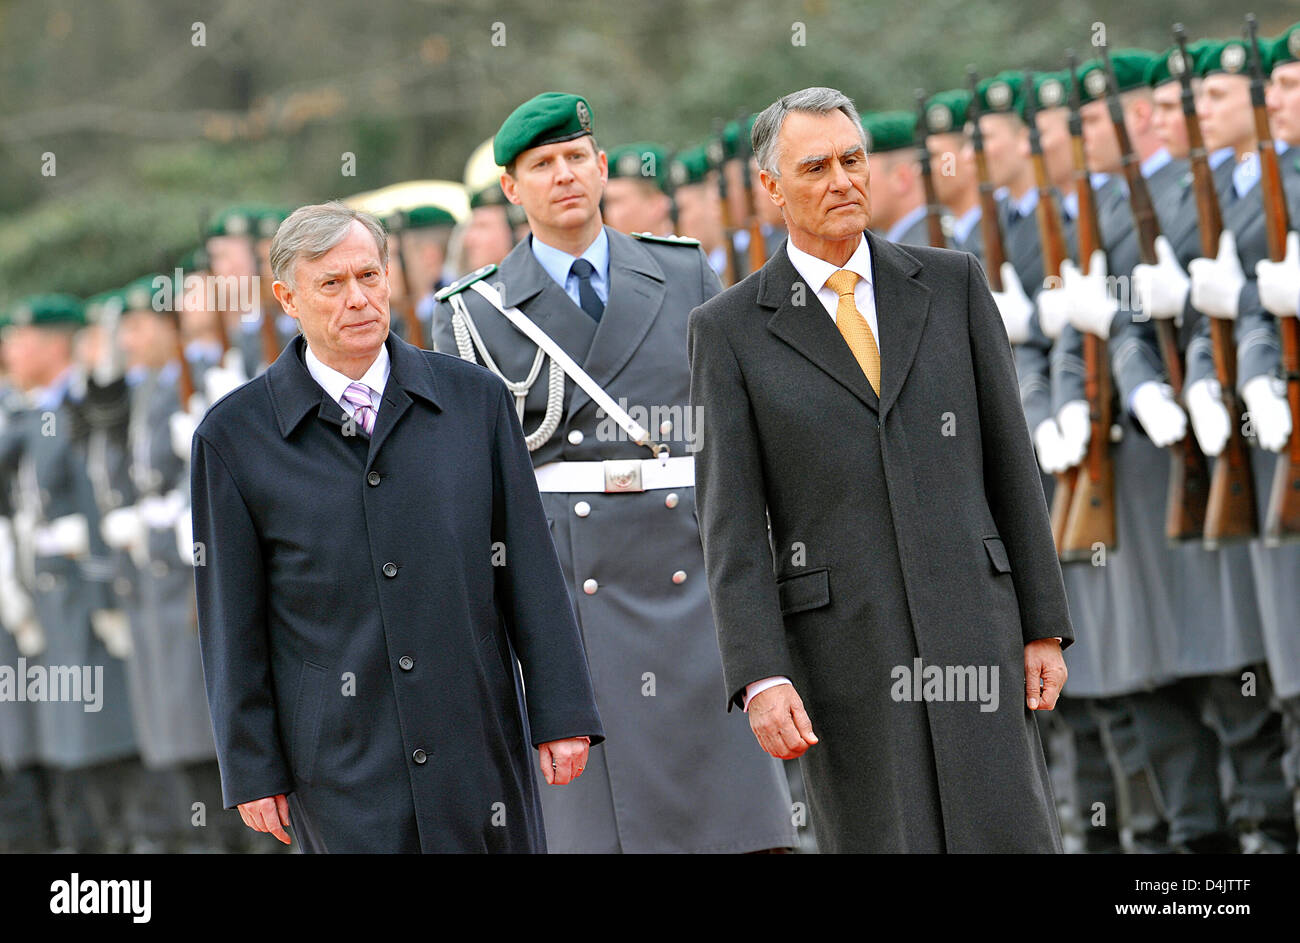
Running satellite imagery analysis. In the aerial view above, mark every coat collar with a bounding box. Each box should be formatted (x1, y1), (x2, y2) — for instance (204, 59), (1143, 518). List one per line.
(761, 230), (930, 418)
(266, 331), (441, 441)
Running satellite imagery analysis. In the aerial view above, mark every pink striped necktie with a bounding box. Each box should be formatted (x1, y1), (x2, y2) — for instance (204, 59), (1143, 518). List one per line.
(342, 381), (376, 436)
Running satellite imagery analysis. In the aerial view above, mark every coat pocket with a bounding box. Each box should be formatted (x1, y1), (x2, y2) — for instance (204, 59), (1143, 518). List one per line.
(776, 566), (831, 616)
(290, 660), (329, 785)
(983, 535), (1012, 574)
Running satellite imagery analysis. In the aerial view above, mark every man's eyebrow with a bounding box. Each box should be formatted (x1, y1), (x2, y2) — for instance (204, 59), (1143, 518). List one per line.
(795, 152), (830, 169)
(840, 144), (865, 158)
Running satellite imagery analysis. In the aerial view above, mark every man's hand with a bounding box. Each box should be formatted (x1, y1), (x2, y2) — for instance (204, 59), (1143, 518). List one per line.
(747, 683), (818, 760)
(1063, 250), (1118, 338)
(1188, 231), (1245, 320)
(1186, 377), (1231, 457)
(1024, 638), (1067, 711)
(1133, 235), (1190, 321)
(992, 262), (1034, 345)
(237, 794), (292, 845)
(539, 737), (589, 785)
(1056, 400), (1091, 469)
(1256, 231), (1300, 318)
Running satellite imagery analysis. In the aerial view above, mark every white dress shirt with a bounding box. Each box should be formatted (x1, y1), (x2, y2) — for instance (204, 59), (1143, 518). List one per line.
(304, 342), (390, 422)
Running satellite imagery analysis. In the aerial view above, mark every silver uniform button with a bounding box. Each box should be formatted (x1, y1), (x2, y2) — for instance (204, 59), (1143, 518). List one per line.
(583, 578), (598, 595)
(672, 570), (687, 584)
(574, 501), (591, 517)
(664, 492), (679, 509)
(568, 429), (584, 445)
(659, 419), (673, 436)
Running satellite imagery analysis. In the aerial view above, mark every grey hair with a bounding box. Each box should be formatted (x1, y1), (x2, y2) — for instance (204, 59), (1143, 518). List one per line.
(270, 201), (389, 288)
(751, 87), (867, 177)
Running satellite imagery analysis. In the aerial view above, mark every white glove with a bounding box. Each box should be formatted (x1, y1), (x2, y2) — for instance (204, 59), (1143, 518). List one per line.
(170, 409), (199, 462)
(1188, 230), (1245, 320)
(91, 609), (132, 659)
(138, 491), (186, 530)
(101, 506), (144, 551)
(0, 518), (34, 632)
(1037, 275), (1072, 341)
(1133, 235), (1190, 321)
(13, 620), (45, 657)
(204, 364), (245, 406)
(1130, 380), (1187, 447)
(992, 262), (1035, 345)
(33, 514), (90, 558)
(175, 509), (195, 567)
(1063, 250), (1118, 338)
(1033, 419), (1067, 474)
(1057, 400), (1091, 468)
(1186, 377), (1231, 456)
(1255, 231), (1300, 319)
(1242, 374), (1292, 452)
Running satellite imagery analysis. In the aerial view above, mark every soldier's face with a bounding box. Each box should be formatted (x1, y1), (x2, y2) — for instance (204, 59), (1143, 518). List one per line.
(462, 206), (515, 270)
(118, 311), (175, 370)
(1197, 75), (1254, 152)
(207, 236), (258, 280)
(673, 181), (723, 247)
(502, 137), (606, 234)
(602, 178), (669, 235)
(1152, 82), (1189, 157)
(1267, 62), (1300, 146)
(1080, 100), (1121, 173)
(763, 110), (871, 244)
(273, 221), (390, 367)
(927, 132), (973, 207)
(1, 327), (69, 391)
(979, 114), (1028, 189)
(1035, 109), (1073, 188)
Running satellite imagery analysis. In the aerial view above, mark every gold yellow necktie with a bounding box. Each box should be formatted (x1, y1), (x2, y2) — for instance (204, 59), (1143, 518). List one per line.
(824, 268), (881, 393)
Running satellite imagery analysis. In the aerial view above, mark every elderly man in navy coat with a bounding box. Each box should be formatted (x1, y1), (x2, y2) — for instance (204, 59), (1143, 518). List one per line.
(191, 201), (603, 853)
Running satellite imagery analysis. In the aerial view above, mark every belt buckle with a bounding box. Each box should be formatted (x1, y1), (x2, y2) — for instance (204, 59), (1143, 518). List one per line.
(603, 459), (644, 493)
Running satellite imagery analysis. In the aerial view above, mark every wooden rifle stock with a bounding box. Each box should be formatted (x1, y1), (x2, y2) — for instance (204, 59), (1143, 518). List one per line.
(709, 126), (740, 287)
(1099, 41), (1208, 541)
(966, 68), (1006, 292)
(1060, 53), (1117, 560)
(736, 114), (770, 274)
(389, 215), (423, 348)
(914, 90), (947, 248)
(1246, 16), (1300, 544)
(1174, 24), (1257, 546)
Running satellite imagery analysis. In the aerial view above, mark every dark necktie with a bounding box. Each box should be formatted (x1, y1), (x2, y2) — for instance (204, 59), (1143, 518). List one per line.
(570, 258), (604, 323)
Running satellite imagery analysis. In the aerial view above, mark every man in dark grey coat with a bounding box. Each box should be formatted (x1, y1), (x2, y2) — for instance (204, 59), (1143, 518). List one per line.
(688, 87), (1073, 853)
(192, 202), (603, 853)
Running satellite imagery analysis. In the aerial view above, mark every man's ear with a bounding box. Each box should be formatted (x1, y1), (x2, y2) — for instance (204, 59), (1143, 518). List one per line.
(759, 168), (785, 209)
(501, 171), (522, 206)
(272, 279), (297, 321)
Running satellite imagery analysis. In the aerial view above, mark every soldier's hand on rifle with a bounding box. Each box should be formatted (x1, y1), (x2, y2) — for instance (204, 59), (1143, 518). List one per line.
(1036, 266), (1072, 341)
(1032, 419), (1068, 474)
(1242, 375), (1292, 452)
(1185, 378), (1231, 457)
(991, 262), (1034, 345)
(1256, 231), (1300, 319)
(1063, 250), (1118, 338)
(1056, 400), (1091, 469)
(1188, 231), (1245, 320)
(1133, 235), (1190, 321)
(91, 609), (132, 659)
(1130, 381), (1187, 448)
(169, 409), (200, 462)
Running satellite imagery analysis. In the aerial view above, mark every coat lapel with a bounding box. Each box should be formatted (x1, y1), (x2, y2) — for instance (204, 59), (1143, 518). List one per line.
(365, 333), (442, 470)
(566, 228), (667, 421)
(869, 232), (931, 418)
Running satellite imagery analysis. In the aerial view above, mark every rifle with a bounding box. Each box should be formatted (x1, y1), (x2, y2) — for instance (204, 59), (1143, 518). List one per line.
(1246, 15), (1300, 544)
(1022, 68), (1082, 551)
(386, 211), (423, 348)
(966, 67), (1007, 291)
(1174, 23), (1258, 546)
(1099, 41), (1209, 542)
(198, 208), (231, 357)
(736, 111), (770, 274)
(709, 120), (740, 287)
(1060, 51), (1118, 560)
(914, 89), (948, 248)
(254, 222), (282, 370)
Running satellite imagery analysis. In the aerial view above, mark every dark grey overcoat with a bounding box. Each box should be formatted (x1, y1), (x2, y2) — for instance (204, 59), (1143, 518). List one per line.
(688, 231), (1073, 853)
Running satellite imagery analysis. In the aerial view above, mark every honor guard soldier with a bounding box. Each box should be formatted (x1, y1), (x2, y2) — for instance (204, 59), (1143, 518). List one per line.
(403, 204), (457, 342)
(921, 88), (982, 254)
(861, 110), (931, 247)
(602, 142), (674, 237)
(460, 184), (522, 273)
(668, 146), (730, 280)
(431, 92), (794, 853)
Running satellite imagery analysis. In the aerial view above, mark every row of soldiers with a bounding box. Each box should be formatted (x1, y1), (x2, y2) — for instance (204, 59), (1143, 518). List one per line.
(2, 18), (1299, 853)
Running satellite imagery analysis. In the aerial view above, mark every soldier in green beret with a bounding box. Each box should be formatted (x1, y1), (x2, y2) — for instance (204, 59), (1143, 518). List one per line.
(861, 110), (930, 246)
(403, 204), (457, 345)
(922, 89), (982, 253)
(602, 142), (674, 237)
(458, 185), (519, 272)
(431, 91), (795, 854)
(668, 146), (729, 277)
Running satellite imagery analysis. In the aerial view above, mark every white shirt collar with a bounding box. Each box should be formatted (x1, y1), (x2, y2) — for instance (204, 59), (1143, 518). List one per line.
(785, 232), (873, 295)
(303, 341), (390, 407)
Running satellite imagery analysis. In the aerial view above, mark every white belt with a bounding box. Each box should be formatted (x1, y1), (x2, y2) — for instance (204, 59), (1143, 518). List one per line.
(534, 456), (695, 493)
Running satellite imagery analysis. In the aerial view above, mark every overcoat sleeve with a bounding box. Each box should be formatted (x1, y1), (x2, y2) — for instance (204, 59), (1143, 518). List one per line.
(687, 306), (795, 710)
(190, 432), (293, 808)
(489, 383), (605, 747)
(966, 254), (1074, 648)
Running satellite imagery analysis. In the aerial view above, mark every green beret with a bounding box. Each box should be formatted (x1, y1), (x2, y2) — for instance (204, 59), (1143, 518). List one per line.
(256, 206), (292, 240)
(861, 110), (916, 153)
(1193, 39), (1255, 78)
(177, 246), (209, 273)
(923, 89), (972, 134)
(469, 184), (508, 209)
(607, 142), (670, 190)
(405, 205), (457, 229)
(6, 294), (85, 329)
(1020, 72), (1070, 116)
(1076, 50), (1158, 103)
(494, 92), (594, 167)
(1147, 41), (1208, 87)
(204, 205), (262, 239)
(668, 146), (711, 187)
(975, 72), (1024, 116)
(121, 275), (168, 315)
(1270, 24), (1300, 68)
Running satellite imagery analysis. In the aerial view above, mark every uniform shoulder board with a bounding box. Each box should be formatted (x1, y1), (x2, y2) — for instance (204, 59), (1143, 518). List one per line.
(631, 231), (702, 248)
(433, 263), (499, 302)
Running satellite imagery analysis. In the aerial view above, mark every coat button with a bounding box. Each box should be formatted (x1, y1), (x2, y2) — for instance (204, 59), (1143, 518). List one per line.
(568, 429), (584, 445)
(672, 570), (687, 584)
(574, 501), (591, 517)
(367, 471), (381, 486)
(412, 749), (427, 764)
(383, 562), (398, 578)
(664, 492), (679, 509)
(583, 578), (598, 595)
(399, 655), (414, 671)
